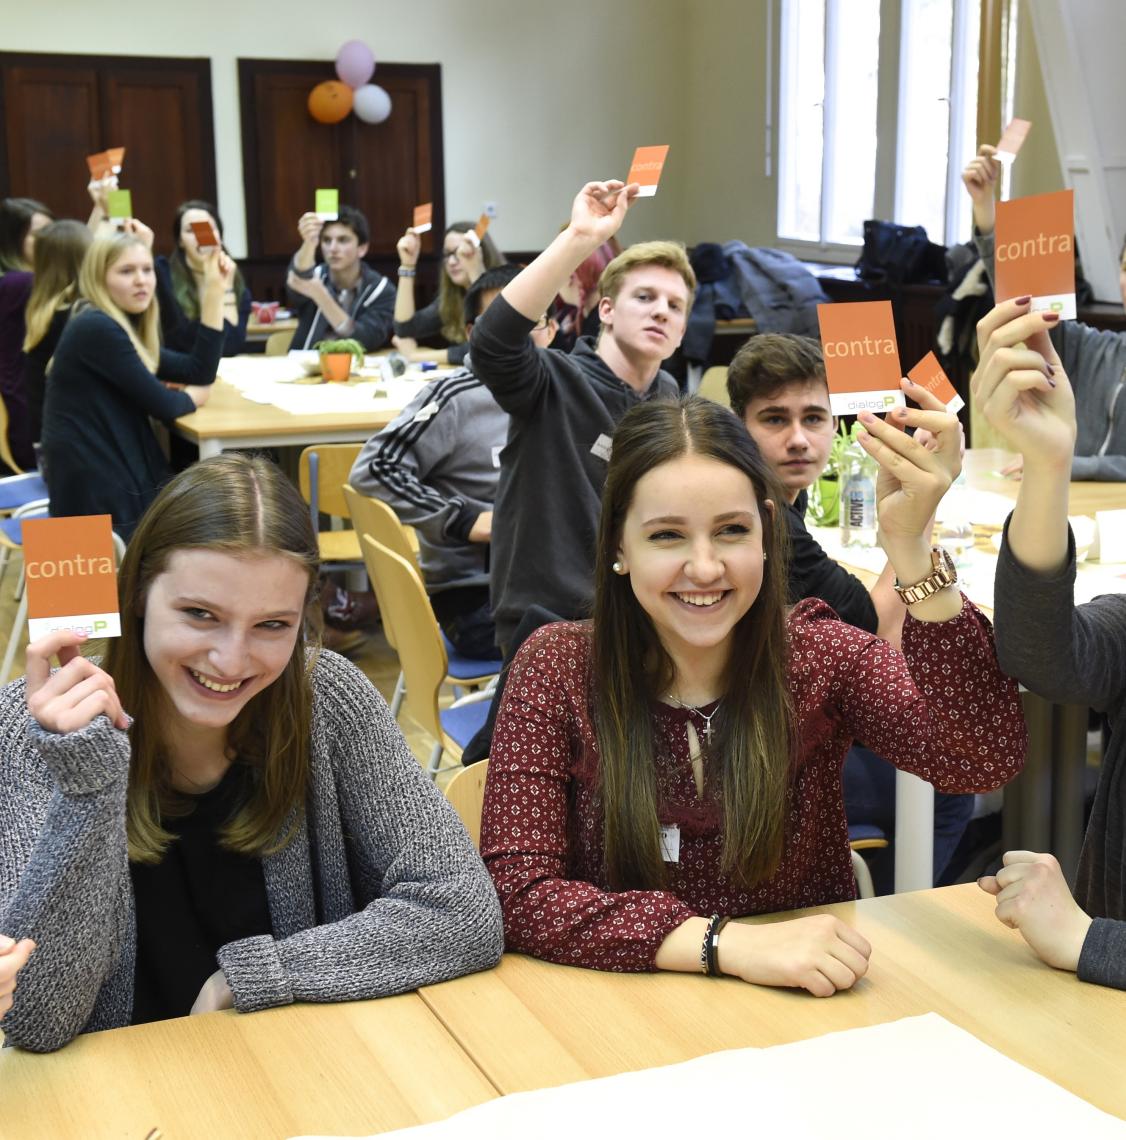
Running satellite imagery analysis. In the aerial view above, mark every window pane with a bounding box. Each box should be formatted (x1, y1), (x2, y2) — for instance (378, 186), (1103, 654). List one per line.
(824, 0), (880, 244)
(947, 0), (981, 242)
(896, 0), (954, 241)
(778, 0), (826, 242)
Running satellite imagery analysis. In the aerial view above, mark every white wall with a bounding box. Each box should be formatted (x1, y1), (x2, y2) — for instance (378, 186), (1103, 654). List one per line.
(3, 0), (691, 256)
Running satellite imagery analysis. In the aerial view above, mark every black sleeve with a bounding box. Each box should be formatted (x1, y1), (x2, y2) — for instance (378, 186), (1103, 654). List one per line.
(156, 321), (223, 387)
(785, 508), (878, 632)
(351, 277), (396, 351)
(468, 294), (548, 419)
(23, 307), (70, 444)
(154, 257), (195, 354)
(222, 283), (252, 357)
(394, 296), (443, 340)
(447, 340), (470, 365)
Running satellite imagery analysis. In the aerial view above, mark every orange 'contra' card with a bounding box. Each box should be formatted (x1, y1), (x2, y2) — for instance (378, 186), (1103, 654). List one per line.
(908, 351), (963, 414)
(996, 118), (1031, 161)
(23, 515), (121, 640)
(412, 203), (433, 234)
(628, 145), (669, 198)
(994, 189), (1076, 318)
(816, 301), (905, 416)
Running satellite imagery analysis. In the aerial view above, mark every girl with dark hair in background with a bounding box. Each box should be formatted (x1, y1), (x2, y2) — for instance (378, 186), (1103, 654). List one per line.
(156, 199), (251, 356)
(482, 393), (1025, 996)
(393, 219), (506, 364)
(0, 197), (55, 469)
(0, 454), (502, 1050)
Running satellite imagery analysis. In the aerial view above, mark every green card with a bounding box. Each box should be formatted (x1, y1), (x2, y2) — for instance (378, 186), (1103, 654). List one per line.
(315, 188), (339, 220)
(107, 189), (133, 219)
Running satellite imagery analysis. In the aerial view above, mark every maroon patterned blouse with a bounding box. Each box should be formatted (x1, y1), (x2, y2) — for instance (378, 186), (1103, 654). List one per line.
(480, 597), (1026, 972)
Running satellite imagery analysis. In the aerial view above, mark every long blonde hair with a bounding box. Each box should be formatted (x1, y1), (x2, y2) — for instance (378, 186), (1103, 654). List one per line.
(78, 233), (161, 371)
(104, 455), (322, 864)
(23, 220), (92, 351)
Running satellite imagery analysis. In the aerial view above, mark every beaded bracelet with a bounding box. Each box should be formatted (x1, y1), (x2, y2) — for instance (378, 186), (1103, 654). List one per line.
(701, 914), (731, 976)
(397, 266), (417, 277)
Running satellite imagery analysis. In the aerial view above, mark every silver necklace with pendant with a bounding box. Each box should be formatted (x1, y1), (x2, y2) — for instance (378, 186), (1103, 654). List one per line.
(666, 694), (723, 745)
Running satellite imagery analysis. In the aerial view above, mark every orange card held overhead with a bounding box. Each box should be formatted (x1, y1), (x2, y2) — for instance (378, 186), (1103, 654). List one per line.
(628, 145), (669, 198)
(473, 212), (490, 240)
(817, 301), (905, 416)
(412, 202), (433, 233)
(995, 188), (1076, 318)
(23, 515), (120, 640)
(908, 352), (963, 414)
(996, 118), (1031, 162)
(86, 151), (113, 181)
(190, 219), (220, 249)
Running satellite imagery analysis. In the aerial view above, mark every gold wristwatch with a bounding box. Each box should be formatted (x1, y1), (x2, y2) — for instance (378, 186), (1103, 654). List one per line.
(892, 545), (958, 605)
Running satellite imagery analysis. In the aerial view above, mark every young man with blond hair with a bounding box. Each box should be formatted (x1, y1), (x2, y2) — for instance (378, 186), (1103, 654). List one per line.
(470, 180), (695, 653)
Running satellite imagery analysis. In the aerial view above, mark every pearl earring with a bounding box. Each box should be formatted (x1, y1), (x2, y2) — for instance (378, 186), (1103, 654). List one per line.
(612, 561), (625, 574)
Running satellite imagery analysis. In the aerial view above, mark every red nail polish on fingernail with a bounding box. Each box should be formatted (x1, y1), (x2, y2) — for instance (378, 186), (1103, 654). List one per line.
(1046, 363), (1056, 375)
(1015, 295), (1031, 305)
(1043, 312), (1060, 322)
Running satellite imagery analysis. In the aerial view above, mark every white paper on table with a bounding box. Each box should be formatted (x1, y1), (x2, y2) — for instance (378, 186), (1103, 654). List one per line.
(290, 1013), (1125, 1140)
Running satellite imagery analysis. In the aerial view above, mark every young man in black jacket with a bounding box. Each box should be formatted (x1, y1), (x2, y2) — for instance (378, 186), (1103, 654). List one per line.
(469, 180), (695, 654)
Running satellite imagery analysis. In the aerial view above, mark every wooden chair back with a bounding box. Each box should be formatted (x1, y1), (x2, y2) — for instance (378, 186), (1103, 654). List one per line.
(444, 759), (489, 848)
(298, 444), (363, 522)
(697, 366), (731, 408)
(359, 534), (448, 743)
(343, 484), (420, 574)
(265, 329), (294, 356)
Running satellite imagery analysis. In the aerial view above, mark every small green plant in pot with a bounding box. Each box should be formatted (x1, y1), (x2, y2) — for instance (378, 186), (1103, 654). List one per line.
(314, 338), (366, 382)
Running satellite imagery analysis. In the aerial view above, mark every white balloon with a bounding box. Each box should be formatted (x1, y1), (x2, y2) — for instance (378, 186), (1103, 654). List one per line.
(353, 84), (392, 124)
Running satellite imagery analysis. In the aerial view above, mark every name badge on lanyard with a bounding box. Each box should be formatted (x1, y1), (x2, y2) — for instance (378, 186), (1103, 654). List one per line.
(659, 823), (681, 863)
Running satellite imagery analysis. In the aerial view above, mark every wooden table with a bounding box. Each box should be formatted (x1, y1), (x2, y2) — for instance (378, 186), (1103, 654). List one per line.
(172, 373), (409, 460)
(246, 316), (298, 344)
(1, 991), (496, 1140)
(420, 884), (1126, 1120)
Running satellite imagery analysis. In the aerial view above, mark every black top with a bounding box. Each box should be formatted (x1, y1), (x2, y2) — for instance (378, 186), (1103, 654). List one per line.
(130, 764), (272, 1024)
(784, 489), (878, 632)
(392, 296), (470, 365)
(22, 305), (71, 446)
(154, 255), (252, 357)
(42, 307), (220, 538)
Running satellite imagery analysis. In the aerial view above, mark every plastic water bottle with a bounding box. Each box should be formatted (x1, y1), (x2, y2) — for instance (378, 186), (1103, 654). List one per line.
(839, 438), (878, 548)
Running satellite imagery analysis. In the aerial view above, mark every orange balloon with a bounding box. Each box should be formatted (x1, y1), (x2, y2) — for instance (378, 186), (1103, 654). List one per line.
(308, 80), (353, 124)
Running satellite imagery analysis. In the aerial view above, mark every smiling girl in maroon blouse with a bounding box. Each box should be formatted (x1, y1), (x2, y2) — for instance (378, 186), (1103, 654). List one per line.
(481, 390), (1026, 997)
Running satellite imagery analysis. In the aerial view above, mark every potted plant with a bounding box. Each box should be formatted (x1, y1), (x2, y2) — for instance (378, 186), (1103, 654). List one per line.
(314, 338), (366, 382)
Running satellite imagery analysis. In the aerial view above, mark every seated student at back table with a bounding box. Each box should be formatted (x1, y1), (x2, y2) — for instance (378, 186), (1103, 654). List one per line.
(975, 297), (1126, 991)
(963, 144), (1126, 481)
(727, 334), (974, 887)
(0, 455), (503, 1050)
(393, 220), (506, 365)
(156, 199), (251, 357)
(469, 180), (693, 656)
(481, 393), (1025, 996)
(286, 205), (394, 352)
(42, 223), (224, 539)
(350, 265), (557, 660)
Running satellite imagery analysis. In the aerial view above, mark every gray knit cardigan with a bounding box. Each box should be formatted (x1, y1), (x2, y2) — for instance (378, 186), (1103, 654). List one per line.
(0, 649), (503, 1052)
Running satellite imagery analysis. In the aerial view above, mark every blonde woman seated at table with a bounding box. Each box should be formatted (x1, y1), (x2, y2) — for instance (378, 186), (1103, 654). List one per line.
(393, 220), (505, 365)
(481, 394), (1026, 996)
(0, 456), (503, 1052)
(975, 297), (1126, 991)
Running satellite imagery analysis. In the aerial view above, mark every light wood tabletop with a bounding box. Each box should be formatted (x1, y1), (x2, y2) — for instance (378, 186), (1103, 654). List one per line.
(0, 991), (496, 1140)
(419, 884), (1126, 1119)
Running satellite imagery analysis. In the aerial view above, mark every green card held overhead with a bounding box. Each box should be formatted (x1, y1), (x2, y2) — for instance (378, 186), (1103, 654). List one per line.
(315, 188), (339, 221)
(106, 189), (133, 220)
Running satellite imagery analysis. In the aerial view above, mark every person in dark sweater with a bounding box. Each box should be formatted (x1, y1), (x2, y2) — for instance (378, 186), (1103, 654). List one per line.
(975, 296), (1126, 990)
(727, 334), (974, 887)
(350, 265), (556, 659)
(469, 180), (695, 653)
(285, 205), (394, 352)
(21, 219), (92, 447)
(393, 219), (506, 366)
(0, 455), (502, 1049)
(0, 197), (54, 470)
(155, 199), (251, 357)
(42, 224), (226, 538)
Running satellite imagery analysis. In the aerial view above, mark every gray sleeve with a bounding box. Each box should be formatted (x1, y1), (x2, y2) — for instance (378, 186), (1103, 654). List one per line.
(1071, 453), (1126, 482)
(349, 380), (485, 546)
(994, 517), (1126, 711)
(216, 656), (502, 1010)
(972, 228), (997, 293)
(394, 297), (443, 340)
(0, 705), (133, 1053)
(1077, 918), (1126, 990)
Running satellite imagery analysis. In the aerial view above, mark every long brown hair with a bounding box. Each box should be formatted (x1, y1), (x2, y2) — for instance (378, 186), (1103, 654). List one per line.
(105, 455), (322, 863)
(438, 221), (505, 343)
(78, 233), (161, 371)
(0, 197), (53, 273)
(168, 199), (246, 320)
(591, 395), (792, 890)
(23, 220), (92, 351)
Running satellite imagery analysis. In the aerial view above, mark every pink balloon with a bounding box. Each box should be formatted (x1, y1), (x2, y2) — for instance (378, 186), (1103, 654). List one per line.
(335, 40), (375, 89)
